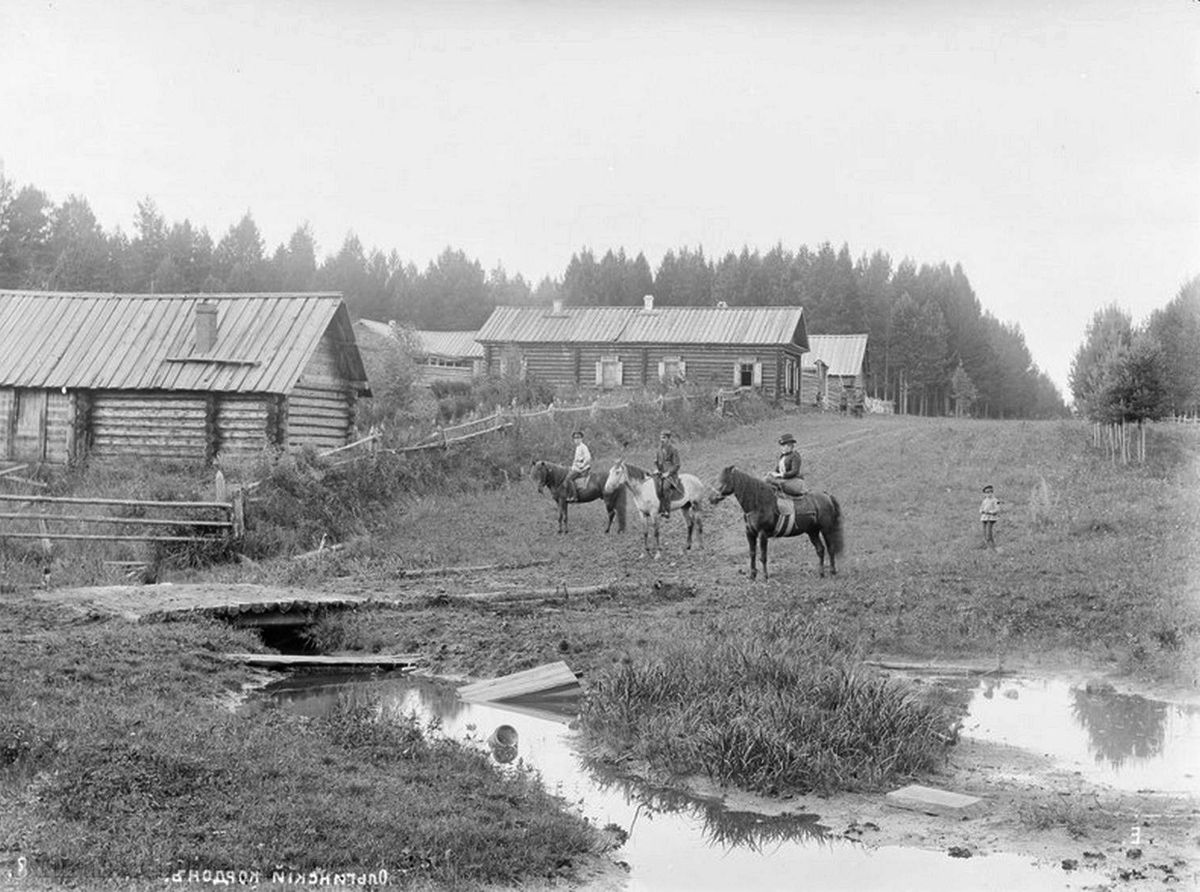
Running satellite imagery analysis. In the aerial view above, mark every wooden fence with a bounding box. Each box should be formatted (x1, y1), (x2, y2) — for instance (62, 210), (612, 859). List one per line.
(0, 491), (243, 544)
(1091, 421), (1147, 464)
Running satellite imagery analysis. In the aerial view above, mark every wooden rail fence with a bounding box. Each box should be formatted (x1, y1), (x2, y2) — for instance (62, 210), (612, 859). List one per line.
(0, 492), (244, 544)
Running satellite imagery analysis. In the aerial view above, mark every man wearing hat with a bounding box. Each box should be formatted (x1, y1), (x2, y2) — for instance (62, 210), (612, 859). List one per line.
(766, 433), (808, 496)
(654, 430), (681, 517)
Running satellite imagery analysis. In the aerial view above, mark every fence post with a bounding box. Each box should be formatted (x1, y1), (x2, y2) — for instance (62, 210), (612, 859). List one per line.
(231, 487), (245, 539)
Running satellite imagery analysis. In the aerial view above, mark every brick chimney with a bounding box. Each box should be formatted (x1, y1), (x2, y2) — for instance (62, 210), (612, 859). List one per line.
(195, 302), (218, 353)
(642, 294), (655, 312)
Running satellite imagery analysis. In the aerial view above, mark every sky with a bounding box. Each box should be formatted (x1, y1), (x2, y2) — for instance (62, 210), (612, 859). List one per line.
(1, 0), (1197, 397)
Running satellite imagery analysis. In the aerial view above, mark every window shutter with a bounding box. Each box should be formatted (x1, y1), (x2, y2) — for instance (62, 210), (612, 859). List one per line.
(678, 360), (687, 378)
(753, 362), (763, 387)
(733, 363), (740, 386)
(657, 360), (665, 382)
(616, 360), (625, 386)
(595, 361), (604, 386)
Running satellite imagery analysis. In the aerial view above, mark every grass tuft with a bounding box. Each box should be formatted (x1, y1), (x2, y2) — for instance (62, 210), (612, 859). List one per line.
(581, 613), (955, 795)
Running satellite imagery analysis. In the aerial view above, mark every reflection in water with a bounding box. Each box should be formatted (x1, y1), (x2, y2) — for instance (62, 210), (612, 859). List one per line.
(581, 757), (829, 853)
(960, 676), (1199, 792)
(1070, 687), (1168, 768)
(246, 672), (1110, 892)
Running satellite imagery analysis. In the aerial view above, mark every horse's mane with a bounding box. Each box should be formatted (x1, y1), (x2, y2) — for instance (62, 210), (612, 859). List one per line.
(619, 462), (648, 483)
(723, 467), (778, 516)
(534, 460), (569, 487)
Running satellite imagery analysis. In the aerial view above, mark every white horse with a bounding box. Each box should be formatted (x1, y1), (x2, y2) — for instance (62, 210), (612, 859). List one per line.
(603, 459), (705, 559)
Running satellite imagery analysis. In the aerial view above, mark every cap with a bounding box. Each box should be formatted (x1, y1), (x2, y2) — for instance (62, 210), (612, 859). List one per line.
(982, 484), (994, 493)
(660, 430), (672, 437)
(778, 433), (796, 445)
(572, 430), (584, 438)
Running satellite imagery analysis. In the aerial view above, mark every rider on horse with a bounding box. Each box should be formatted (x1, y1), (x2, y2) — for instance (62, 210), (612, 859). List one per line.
(654, 430), (681, 517)
(765, 433), (808, 496)
(564, 430), (592, 502)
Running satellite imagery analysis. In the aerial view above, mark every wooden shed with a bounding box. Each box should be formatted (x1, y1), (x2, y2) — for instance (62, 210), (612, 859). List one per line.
(803, 334), (869, 406)
(475, 297), (809, 404)
(0, 291), (370, 464)
(352, 320), (483, 386)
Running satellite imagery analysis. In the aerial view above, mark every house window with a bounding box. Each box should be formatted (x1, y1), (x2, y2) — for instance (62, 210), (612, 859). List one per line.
(596, 355), (624, 390)
(658, 356), (687, 385)
(735, 358), (762, 388)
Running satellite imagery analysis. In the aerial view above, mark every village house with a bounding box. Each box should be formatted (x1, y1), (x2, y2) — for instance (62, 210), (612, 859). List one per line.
(803, 333), (870, 407)
(352, 320), (483, 386)
(474, 296), (809, 404)
(0, 291), (370, 464)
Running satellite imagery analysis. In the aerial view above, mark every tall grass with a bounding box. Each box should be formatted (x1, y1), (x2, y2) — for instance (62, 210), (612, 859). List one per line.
(581, 614), (955, 795)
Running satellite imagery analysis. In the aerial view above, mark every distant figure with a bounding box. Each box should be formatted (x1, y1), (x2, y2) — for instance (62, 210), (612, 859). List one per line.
(654, 430), (681, 517)
(765, 433), (808, 496)
(563, 430), (592, 502)
(852, 388), (865, 418)
(980, 484), (1000, 547)
(838, 388), (849, 415)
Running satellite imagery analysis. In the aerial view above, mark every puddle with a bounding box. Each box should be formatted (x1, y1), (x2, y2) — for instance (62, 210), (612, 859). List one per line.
(246, 672), (1107, 891)
(960, 677), (1200, 793)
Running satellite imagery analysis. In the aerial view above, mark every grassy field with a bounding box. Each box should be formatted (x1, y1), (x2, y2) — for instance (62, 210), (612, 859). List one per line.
(257, 412), (1199, 685)
(2, 409), (1198, 888)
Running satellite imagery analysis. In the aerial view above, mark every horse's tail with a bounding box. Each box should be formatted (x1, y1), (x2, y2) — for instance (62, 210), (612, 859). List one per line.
(826, 494), (845, 557)
(613, 485), (628, 532)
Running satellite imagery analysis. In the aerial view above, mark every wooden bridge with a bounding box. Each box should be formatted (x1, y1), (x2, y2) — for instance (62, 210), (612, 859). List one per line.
(35, 582), (372, 626)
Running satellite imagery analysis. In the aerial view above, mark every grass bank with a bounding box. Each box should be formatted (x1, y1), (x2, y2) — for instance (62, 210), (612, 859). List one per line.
(0, 602), (601, 889)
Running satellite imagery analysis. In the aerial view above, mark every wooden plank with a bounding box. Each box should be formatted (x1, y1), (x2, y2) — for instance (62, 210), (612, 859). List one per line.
(884, 785), (985, 817)
(0, 494), (230, 509)
(458, 661), (581, 703)
(1, 532), (223, 543)
(0, 512), (230, 528)
(219, 653), (421, 669)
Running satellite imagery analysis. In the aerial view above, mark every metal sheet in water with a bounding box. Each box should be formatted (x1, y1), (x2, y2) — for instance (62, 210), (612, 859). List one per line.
(250, 673), (1106, 892)
(961, 677), (1200, 793)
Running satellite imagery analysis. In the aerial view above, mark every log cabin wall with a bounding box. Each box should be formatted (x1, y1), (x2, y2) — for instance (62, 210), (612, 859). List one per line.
(89, 391), (211, 462)
(497, 343), (804, 403)
(287, 332), (354, 451)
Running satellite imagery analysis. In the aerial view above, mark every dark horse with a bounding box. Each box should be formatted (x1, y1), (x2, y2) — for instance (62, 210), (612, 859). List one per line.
(531, 460), (626, 535)
(709, 465), (844, 579)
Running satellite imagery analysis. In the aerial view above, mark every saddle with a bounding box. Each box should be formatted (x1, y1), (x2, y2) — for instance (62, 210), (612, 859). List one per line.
(776, 492), (818, 519)
(774, 493), (819, 536)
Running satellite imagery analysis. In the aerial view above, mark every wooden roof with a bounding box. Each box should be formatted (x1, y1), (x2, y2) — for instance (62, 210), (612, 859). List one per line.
(0, 291), (369, 395)
(477, 304), (808, 349)
(354, 320), (483, 359)
(803, 334), (868, 376)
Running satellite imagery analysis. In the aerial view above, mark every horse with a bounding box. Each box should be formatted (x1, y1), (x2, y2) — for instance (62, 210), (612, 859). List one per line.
(709, 465), (843, 579)
(530, 460), (626, 535)
(603, 459), (705, 559)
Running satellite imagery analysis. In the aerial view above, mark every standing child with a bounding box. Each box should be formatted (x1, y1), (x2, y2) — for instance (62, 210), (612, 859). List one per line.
(979, 484), (1000, 547)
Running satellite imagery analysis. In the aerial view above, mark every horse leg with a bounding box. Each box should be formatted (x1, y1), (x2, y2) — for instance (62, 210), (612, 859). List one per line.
(760, 532), (769, 581)
(641, 512), (653, 558)
(825, 530), (837, 576)
(808, 531), (825, 577)
(558, 499), (568, 535)
(746, 526), (758, 580)
(682, 505), (693, 551)
(653, 513), (662, 560)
